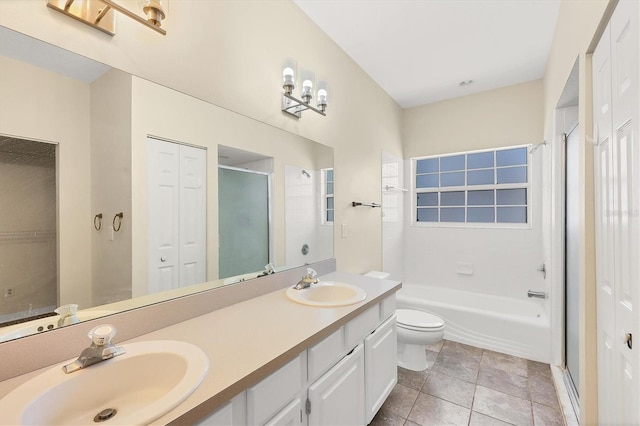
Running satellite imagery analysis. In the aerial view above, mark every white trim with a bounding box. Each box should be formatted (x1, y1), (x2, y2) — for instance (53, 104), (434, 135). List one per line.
(320, 168), (334, 225)
(551, 365), (580, 426)
(410, 144), (533, 228)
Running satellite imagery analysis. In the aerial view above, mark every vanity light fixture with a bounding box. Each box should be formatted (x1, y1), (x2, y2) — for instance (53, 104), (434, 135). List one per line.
(46, 0), (167, 36)
(281, 67), (328, 118)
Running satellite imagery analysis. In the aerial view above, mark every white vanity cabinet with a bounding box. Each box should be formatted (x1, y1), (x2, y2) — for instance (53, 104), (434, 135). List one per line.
(197, 293), (397, 426)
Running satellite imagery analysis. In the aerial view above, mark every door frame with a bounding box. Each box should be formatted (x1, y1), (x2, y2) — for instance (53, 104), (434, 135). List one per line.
(217, 164), (273, 277)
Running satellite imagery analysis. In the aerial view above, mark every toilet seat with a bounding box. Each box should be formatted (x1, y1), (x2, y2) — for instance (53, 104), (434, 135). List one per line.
(396, 309), (445, 331)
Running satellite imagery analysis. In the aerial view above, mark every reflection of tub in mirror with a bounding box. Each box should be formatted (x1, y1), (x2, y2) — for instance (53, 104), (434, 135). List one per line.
(0, 27), (333, 342)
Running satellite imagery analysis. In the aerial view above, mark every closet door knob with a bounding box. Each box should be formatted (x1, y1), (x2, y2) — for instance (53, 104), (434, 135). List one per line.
(160, 256), (167, 262)
(624, 333), (632, 350)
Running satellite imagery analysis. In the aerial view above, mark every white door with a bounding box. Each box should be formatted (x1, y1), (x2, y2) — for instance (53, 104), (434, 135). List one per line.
(593, 1), (639, 424)
(179, 144), (207, 287)
(148, 138), (180, 293)
(148, 137), (206, 293)
(308, 344), (365, 426)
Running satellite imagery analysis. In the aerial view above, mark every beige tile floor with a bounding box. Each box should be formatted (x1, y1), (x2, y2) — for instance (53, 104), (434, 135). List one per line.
(371, 340), (565, 426)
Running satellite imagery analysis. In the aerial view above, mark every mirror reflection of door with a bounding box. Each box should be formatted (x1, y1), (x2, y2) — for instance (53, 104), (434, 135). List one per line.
(0, 137), (57, 323)
(218, 166), (270, 279)
(147, 137), (206, 294)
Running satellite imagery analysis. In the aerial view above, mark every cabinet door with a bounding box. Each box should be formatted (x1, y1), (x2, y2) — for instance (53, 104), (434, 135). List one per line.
(265, 398), (302, 426)
(308, 344), (365, 426)
(365, 315), (397, 424)
(247, 355), (303, 425)
(196, 392), (246, 426)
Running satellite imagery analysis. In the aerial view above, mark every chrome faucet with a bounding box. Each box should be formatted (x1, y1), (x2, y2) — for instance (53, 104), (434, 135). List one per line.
(293, 267), (318, 290)
(55, 303), (79, 327)
(257, 263), (276, 277)
(62, 324), (126, 374)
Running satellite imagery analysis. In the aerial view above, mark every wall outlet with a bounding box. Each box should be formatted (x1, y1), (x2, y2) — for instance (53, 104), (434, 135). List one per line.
(341, 223), (348, 238)
(5, 288), (15, 298)
(456, 262), (474, 275)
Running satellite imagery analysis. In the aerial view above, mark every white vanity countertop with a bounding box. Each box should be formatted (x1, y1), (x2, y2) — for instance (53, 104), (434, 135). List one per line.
(0, 272), (401, 425)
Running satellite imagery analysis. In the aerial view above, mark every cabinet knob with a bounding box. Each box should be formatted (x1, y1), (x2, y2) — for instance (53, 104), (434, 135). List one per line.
(160, 256), (167, 262)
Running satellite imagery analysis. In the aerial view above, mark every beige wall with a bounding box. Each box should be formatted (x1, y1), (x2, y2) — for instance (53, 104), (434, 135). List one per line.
(542, 1), (614, 423)
(0, 0), (404, 275)
(404, 80), (544, 157)
(0, 55), (92, 308)
(90, 69), (133, 305)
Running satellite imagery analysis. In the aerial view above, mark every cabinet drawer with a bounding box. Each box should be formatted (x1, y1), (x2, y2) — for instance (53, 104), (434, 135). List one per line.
(345, 304), (379, 351)
(308, 327), (345, 382)
(247, 355), (303, 425)
(380, 295), (396, 321)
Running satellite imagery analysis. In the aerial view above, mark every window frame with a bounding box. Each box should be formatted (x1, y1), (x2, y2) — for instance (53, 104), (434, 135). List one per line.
(321, 168), (334, 225)
(411, 145), (533, 229)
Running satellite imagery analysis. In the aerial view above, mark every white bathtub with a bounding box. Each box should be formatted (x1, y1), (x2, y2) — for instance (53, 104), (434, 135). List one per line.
(397, 283), (551, 363)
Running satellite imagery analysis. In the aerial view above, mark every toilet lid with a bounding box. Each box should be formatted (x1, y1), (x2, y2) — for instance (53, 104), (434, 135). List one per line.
(396, 309), (444, 329)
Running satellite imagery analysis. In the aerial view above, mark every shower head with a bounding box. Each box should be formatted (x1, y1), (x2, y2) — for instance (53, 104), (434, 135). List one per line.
(301, 170), (311, 178)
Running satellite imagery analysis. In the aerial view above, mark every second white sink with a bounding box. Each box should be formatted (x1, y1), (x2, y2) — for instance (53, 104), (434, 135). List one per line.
(0, 340), (208, 425)
(286, 281), (366, 307)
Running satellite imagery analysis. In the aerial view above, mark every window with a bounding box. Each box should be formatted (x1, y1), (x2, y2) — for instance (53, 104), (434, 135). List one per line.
(323, 168), (334, 223)
(413, 146), (530, 226)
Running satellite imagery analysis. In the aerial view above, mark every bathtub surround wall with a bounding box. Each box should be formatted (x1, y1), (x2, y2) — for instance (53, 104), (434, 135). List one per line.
(401, 80), (546, 301)
(381, 151), (405, 282)
(284, 166), (333, 267)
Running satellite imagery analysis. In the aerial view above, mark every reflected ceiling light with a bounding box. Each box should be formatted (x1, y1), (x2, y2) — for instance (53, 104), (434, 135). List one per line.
(281, 65), (328, 118)
(47, 0), (167, 36)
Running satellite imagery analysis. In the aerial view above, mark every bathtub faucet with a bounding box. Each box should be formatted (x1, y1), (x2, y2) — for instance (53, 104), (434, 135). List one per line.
(527, 290), (546, 299)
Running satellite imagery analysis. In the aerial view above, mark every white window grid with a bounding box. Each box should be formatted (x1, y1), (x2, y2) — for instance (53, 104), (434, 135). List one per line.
(321, 168), (334, 224)
(412, 145), (532, 228)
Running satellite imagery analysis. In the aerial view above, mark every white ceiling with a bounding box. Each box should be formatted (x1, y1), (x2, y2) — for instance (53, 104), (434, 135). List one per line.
(293, 0), (561, 108)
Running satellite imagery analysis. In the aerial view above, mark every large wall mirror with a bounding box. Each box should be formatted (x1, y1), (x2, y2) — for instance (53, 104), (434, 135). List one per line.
(0, 27), (334, 342)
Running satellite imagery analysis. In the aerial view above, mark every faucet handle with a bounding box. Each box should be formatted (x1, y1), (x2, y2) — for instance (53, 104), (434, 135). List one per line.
(89, 324), (117, 346)
(306, 268), (317, 278)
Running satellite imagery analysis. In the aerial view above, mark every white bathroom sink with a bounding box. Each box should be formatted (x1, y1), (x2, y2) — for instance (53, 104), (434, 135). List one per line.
(0, 340), (209, 425)
(286, 281), (366, 307)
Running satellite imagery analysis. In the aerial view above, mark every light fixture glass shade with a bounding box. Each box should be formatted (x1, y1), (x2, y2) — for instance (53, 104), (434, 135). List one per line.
(301, 80), (313, 103)
(317, 89), (328, 112)
(283, 67), (295, 95)
(142, 0), (165, 27)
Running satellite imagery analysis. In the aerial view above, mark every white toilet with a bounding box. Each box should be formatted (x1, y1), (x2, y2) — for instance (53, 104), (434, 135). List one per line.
(364, 271), (445, 371)
(396, 308), (445, 371)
